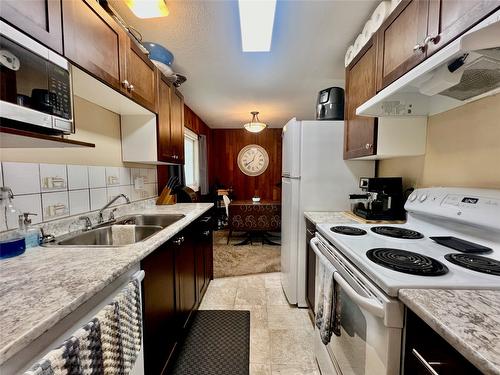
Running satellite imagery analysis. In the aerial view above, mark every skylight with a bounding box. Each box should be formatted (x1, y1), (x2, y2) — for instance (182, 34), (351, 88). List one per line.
(238, 0), (277, 52)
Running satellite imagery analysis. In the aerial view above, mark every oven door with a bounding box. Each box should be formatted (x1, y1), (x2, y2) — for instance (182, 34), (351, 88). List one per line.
(311, 236), (404, 375)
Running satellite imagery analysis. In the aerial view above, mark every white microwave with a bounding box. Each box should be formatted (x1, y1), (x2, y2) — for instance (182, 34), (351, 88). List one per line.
(0, 21), (73, 134)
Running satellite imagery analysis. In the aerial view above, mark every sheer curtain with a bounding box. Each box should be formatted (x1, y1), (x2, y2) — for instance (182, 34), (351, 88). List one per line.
(198, 134), (209, 195)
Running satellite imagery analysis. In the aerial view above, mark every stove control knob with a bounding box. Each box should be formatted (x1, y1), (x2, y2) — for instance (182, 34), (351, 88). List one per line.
(409, 193), (417, 202)
(419, 194), (428, 202)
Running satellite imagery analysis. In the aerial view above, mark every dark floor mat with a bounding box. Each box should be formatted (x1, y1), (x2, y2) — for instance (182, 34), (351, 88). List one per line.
(169, 310), (250, 375)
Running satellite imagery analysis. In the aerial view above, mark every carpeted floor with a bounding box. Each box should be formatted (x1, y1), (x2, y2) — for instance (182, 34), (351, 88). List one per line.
(213, 230), (281, 278)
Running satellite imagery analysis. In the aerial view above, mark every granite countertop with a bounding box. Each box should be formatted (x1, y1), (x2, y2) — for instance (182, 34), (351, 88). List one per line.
(0, 203), (213, 365)
(399, 289), (500, 375)
(303, 211), (356, 225)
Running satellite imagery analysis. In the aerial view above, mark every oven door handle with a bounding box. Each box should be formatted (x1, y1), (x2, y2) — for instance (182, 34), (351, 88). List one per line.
(310, 238), (385, 319)
(333, 272), (385, 318)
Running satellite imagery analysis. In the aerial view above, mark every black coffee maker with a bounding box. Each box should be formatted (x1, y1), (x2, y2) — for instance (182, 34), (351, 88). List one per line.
(350, 177), (406, 220)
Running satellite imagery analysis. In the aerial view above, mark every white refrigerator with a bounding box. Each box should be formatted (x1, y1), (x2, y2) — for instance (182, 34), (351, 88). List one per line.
(280, 118), (375, 306)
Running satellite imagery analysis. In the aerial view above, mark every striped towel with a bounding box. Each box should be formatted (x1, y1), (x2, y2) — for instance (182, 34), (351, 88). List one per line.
(24, 279), (142, 375)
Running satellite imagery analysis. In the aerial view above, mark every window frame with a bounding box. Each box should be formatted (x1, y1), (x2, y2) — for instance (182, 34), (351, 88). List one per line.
(183, 127), (200, 192)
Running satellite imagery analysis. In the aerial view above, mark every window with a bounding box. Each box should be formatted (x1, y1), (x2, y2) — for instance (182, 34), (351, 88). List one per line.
(184, 128), (199, 191)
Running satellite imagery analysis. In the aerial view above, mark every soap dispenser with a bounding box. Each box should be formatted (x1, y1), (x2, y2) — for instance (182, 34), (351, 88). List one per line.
(19, 212), (41, 249)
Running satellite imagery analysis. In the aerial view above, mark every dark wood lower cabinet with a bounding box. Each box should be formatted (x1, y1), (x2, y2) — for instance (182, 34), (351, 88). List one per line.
(403, 309), (482, 374)
(141, 216), (214, 374)
(305, 219), (316, 322)
(141, 242), (177, 375)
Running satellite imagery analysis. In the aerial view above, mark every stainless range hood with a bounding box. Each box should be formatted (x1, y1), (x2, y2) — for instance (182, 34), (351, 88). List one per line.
(357, 10), (500, 117)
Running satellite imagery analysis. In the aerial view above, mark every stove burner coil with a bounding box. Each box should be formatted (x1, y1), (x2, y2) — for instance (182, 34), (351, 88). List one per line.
(444, 253), (500, 276)
(367, 248), (448, 276)
(371, 226), (424, 239)
(330, 226), (367, 236)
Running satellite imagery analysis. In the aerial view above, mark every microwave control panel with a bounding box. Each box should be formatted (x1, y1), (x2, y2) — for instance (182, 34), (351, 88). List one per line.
(48, 64), (71, 120)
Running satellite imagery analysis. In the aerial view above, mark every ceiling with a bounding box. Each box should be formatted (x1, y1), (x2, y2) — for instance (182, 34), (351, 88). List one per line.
(111, 0), (378, 128)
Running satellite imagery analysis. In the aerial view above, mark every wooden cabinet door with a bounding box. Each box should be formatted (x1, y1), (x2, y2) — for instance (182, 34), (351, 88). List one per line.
(157, 74), (174, 162)
(426, 0), (500, 56)
(174, 233), (197, 330)
(305, 220), (316, 319)
(62, 0), (127, 91)
(376, 0), (430, 90)
(1, 0), (63, 54)
(125, 40), (157, 113)
(141, 243), (177, 375)
(170, 89), (185, 164)
(344, 38), (378, 159)
(195, 216), (213, 303)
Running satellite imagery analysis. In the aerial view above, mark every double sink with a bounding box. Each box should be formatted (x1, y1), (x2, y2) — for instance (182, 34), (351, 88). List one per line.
(44, 214), (185, 247)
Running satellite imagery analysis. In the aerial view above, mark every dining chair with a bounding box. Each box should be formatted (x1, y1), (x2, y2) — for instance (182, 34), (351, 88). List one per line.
(222, 195), (232, 244)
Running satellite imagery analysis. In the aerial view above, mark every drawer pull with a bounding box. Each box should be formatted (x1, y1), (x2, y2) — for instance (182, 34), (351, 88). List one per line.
(412, 349), (442, 375)
(202, 230), (211, 236)
(173, 236), (184, 245)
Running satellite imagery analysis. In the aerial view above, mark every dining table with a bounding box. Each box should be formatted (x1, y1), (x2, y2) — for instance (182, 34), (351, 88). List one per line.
(228, 199), (281, 245)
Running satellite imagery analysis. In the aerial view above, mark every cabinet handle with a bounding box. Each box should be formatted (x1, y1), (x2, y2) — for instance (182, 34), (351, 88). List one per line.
(424, 34), (439, 45)
(365, 143), (372, 149)
(411, 349), (442, 375)
(173, 236), (184, 245)
(128, 84), (135, 92)
(121, 80), (130, 89)
(202, 230), (211, 236)
(413, 43), (426, 53)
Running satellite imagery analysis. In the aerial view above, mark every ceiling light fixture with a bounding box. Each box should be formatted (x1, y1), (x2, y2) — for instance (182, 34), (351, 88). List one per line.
(244, 111), (268, 133)
(125, 0), (169, 19)
(238, 0), (277, 52)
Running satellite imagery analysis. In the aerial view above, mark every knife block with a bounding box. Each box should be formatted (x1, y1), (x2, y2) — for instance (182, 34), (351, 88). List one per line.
(156, 187), (177, 205)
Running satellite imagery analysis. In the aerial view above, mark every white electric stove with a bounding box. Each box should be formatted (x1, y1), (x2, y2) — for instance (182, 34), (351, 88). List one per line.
(312, 187), (500, 375)
(317, 187), (500, 297)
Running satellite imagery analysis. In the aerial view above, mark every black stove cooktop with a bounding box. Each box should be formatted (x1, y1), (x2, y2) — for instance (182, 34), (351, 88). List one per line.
(330, 226), (367, 236)
(444, 254), (500, 276)
(366, 248), (449, 276)
(371, 226), (424, 240)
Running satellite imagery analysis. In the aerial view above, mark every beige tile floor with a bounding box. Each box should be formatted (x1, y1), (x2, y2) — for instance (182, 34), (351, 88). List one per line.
(198, 272), (320, 375)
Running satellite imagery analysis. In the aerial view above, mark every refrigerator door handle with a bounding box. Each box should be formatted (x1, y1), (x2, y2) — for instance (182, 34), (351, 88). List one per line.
(282, 175), (301, 180)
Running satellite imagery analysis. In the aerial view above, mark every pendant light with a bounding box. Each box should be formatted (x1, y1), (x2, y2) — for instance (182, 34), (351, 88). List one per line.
(243, 111), (267, 133)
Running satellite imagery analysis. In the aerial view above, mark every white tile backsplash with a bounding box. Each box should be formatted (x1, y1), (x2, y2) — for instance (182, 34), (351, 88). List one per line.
(105, 167), (120, 187)
(6, 194), (43, 229)
(69, 190), (90, 216)
(119, 167), (131, 186)
(67, 165), (89, 190)
(40, 164), (67, 192)
(42, 191), (69, 220)
(107, 186), (131, 206)
(88, 166), (106, 188)
(90, 188), (108, 211)
(0, 162), (156, 232)
(3, 162), (41, 195)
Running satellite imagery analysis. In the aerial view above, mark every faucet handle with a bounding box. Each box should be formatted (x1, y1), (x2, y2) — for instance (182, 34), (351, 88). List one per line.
(109, 208), (118, 221)
(79, 216), (92, 231)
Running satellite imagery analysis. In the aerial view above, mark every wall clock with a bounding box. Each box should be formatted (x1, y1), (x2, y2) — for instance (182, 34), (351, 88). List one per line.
(237, 144), (269, 176)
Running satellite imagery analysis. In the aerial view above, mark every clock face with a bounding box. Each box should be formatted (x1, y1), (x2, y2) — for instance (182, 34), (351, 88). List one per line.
(237, 144), (269, 176)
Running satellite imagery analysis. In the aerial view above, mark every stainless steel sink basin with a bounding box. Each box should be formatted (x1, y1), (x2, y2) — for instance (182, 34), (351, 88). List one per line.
(115, 214), (185, 228)
(47, 225), (162, 247)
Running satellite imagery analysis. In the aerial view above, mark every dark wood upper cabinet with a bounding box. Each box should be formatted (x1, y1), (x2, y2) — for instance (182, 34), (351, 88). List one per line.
(0, 0), (63, 54)
(376, 0), (430, 91)
(344, 37), (378, 159)
(170, 89), (185, 164)
(426, 0), (500, 56)
(157, 73), (173, 162)
(62, 0), (127, 92)
(125, 40), (157, 113)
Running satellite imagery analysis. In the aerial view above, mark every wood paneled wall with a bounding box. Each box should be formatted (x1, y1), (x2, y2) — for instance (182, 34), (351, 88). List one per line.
(211, 128), (282, 200)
